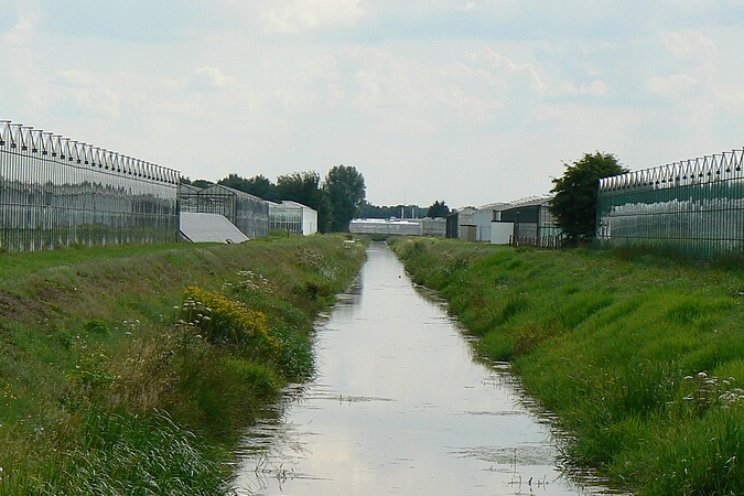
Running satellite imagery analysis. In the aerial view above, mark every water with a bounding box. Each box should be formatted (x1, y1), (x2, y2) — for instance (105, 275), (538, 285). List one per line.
(231, 243), (616, 495)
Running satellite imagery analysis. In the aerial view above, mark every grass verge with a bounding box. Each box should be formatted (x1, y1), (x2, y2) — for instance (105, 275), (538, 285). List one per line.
(0, 235), (366, 494)
(391, 237), (744, 496)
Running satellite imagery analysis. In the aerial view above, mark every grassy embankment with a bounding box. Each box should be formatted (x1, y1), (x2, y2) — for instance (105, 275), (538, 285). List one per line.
(0, 236), (366, 495)
(392, 238), (744, 496)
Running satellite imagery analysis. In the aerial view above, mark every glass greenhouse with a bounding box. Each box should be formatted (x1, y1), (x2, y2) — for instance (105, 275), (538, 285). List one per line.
(268, 201), (318, 236)
(180, 184), (269, 239)
(0, 119), (180, 252)
(349, 218), (423, 236)
(596, 148), (744, 256)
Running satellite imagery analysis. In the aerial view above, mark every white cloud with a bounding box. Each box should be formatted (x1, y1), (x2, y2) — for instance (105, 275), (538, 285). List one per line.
(474, 49), (547, 95)
(465, 48), (608, 100)
(53, 69), (121, 119)
(0, 1), (40, 105)
(1, 17), (33, 45)
(189, 66), (235, 91)
(3, 0), (744, 207)
(661, 30), (717, 59)
(715, 87), (744, 111)
(648, 73), (697, 97)
(579, 80), (609, 96)
(260, 0), (365, 34)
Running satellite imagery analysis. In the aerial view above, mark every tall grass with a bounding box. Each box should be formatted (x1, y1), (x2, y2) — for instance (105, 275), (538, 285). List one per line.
(0, 236), (366, 493)
(392, 238), (744, 495)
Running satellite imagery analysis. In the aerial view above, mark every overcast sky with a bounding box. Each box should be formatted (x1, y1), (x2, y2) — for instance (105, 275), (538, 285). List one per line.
(2, 1), (743, 207)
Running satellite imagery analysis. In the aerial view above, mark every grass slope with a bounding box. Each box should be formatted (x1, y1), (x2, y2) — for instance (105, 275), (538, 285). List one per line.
(392, 238), (744, 496)
(0, 236), (366, 494)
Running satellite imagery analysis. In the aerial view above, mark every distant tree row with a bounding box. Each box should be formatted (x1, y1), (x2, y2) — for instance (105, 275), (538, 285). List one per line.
(183, 165), (366, 233)
(357, 202), (426, 219)
(184, 168), (453, 232)
(356, 200), (450, 219)
(184, 151), (625, 243)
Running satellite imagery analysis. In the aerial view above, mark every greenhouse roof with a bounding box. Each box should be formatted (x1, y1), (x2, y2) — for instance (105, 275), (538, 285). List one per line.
(179, 212), (249, 243)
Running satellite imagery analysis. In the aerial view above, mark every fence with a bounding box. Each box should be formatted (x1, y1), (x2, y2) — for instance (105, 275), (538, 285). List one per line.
(0, 118), (180, 252)
(596, 148), (744, 257)
(509, 234), (563, 249)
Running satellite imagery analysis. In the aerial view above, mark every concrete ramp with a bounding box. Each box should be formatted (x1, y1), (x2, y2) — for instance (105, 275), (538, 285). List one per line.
(180, 212), (249, 243)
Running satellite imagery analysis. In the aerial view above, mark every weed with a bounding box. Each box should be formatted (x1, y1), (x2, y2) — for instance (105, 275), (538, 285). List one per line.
(0, 235), (366, 494)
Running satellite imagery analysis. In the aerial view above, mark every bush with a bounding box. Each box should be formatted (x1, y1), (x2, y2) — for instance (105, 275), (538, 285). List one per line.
(181, 286), (280, 360)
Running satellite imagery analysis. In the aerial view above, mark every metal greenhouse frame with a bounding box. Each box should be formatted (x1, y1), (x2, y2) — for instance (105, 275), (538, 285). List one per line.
(180, 184), (269, 239)
(597, 148), (744, 256)
(0, 118), (180, 252)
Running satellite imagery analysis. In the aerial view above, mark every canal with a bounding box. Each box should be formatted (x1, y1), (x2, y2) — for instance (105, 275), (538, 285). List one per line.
(231, 243), (614, 495)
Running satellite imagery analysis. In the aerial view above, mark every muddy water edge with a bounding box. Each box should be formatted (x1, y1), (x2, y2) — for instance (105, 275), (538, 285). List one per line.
(230, 243), (619, 495)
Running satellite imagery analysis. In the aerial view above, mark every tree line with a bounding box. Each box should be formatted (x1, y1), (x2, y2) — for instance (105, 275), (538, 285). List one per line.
(184, 166), (453, 233)
(357, 200), (450, 220)
(183, 166), (365, 233)
(181, 151), (625, 242)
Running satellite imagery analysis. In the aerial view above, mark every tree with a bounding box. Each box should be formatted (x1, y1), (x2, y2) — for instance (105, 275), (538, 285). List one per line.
(191, 179), (213, 189)
(427, 200), (450, 218)
(357, 202), (426, 219)
(218, 174), (278, 202)
(277, 171), (333, 232)
(549, 152), (628, 245)
(218, 174), (251, 193)
(323, 165), (366, 232)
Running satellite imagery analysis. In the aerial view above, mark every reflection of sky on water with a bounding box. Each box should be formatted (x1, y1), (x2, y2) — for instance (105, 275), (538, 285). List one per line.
(231, 243), (617, 496)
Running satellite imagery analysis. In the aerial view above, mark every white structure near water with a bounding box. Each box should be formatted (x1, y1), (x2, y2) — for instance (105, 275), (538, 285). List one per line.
(268, 201), (318, 236)
(349, 218), (445, 237)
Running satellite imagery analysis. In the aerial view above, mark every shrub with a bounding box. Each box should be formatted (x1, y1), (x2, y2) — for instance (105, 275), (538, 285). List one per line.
(181, 286), (280, 360)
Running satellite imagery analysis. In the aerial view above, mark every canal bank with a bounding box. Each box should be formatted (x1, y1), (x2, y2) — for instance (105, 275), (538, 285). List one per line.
(0, 236), (365, 494)
(232, 242), (614, 495)
(391, 237), (744, 496)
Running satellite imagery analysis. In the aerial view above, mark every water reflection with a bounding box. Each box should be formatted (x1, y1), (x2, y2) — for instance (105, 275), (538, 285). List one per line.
(231, 243), (617, 495)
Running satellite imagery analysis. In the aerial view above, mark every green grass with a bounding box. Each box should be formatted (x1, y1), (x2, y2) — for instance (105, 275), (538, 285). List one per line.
(392, 238), (744, 495)
(0, 242), (194, 280)
(0, 236), (366, 494)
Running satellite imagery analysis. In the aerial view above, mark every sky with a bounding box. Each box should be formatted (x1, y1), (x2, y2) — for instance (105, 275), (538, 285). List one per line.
(1, 0), (743, 208)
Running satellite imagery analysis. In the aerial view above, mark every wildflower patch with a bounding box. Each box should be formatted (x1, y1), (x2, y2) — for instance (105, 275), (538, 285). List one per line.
(181, 285), (281, 359)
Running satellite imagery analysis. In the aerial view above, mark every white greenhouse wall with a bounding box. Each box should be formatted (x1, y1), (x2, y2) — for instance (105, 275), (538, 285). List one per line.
(490, 222), (514, 245)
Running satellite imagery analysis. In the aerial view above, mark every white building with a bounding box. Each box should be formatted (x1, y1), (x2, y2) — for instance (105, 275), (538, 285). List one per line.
(490, 195), (561, 246)
(473, 202), (510, 242)
(348, 217), (445, 237)
(268, 200), (318, 236)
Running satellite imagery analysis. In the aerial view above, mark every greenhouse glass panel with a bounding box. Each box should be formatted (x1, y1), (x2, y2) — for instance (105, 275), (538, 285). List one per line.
(0, 118), (179, 252)
(597, 148), (744, 257)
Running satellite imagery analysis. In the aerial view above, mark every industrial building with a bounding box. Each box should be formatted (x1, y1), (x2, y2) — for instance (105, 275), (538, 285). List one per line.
(446, 207), (477, 240)
(495, 196), (561, 245)
(446, 197), (561, 247)
(473, 202), (510, 241)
